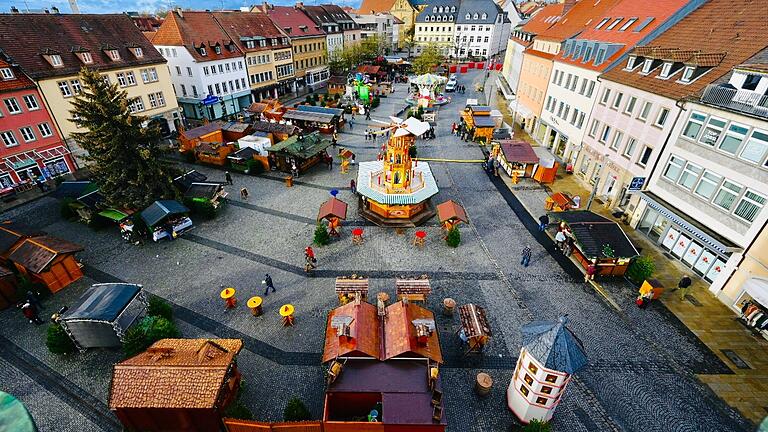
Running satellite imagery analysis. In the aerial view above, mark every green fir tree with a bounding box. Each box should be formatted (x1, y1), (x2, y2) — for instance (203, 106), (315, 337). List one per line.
(446, 227), (461, 247)
(69, 68), (178, 210)
(46, 323), (77, 355)
(313, 222), (331, 246)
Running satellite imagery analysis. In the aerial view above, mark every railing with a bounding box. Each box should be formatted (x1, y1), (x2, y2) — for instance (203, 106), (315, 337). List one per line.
(700, 85), (768, 119)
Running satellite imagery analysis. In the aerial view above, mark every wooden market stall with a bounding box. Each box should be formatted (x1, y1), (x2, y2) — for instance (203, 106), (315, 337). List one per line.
(0, 265), (18, 310)
(7, 235), (84, 293)
(296, 105), (345, 133)
(458, 304), (491, 356)
(194, 141), (237, 166)
(283, 110), (338, 134)
(246, 98), (286, 121)
(436, 200), (468, 232)
(179, 121), (252, 154)
(318, 197), (348, 237)
(266, 131), (332, 174)
(59, 283), (147, 350)
(494, 140), (539, 178)
(395, 277), (432, 303)
(461, 105), (495, 143)
(250, 121), (301, 144)
(328, 75), (348, 96)
(140, 200), (193, 242)
(323, 298), (381, 362)
(173, 170), (208, 192)
(545, 192), (577, 212)
(183, 183), (228, 211)
(334, 276), (368, 304)
(0, 222), (42, 265)
(548, 211), (639, 276)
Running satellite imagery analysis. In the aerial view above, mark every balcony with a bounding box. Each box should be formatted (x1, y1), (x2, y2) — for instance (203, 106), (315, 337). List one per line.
(701, 84), (768, 119)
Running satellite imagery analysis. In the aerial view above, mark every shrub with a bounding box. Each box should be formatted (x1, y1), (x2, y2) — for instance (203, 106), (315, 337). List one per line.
(122, 325), (150, 358)
(519, 419), (551, 432)
(446, 227), (461, 247)
(225, 401), (254, 420)
(147, 296), (173, 320)
(60, 197), (77, 220)
(313, 222), (330, 246)
(184, 198), (218, 219)
(122, 315), (180, 358)
(284, 397), (311, 421)
(305, 95), (313, 104)
(626, 255), (655, 285)
(46, 323), (76, 354)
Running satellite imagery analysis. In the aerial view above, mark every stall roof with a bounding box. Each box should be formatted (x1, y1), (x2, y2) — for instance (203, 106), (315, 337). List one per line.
(184, 183), (222, 200)
(140, 200), (190, 228)
(322, 301), (381, 362)
(356, 160), (439, 205)
(283, 110), (336, 123)
(52, 181), (97, 199)
(499, 140), (539, 164)
(62, 283), (141, 322)
(229, 146), (258, 161)
(436, 200), (468, 224)
(297, 105), (344, 117)
(173, 170), (208, 192)
(522, 316), (587, 375)
(0, 223), (42, 255)
(467, 105), (491, 114)
(267, 132), (331, 160)
(222, 122), (251, 133)
(8, 236), (84, 274)
(182, 121), (226, 140)
(76, 190), (105, 209)
(250, 120), (300, 136)
(384, 301), (442, 363)
(98, 209), (130, 222)
(328, 75), (347, 85)
(318, 197), (348, 221)
(473, 115), (496, 128)
(0, 265), (12, 277)
(549, 211), (639, 258)
(493, 129), (512, 140)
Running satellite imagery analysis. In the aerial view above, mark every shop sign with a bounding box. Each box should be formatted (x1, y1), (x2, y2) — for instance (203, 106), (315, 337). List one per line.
(9, 159), (36, 170)
(202, 95), (220, 106)
(628, 176), (646, 192)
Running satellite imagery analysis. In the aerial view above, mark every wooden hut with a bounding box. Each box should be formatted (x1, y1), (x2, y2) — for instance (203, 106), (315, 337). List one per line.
(283, 110), (337, 134)
(436, 200), (468, 232)
(110, 338), (243, 432)
(323, 299), (381, 362)
(395, 278), (432, 303)
(194, 141), (237, 166)
(7, 236), (84, 293)
(461, 105), (495, 143)
(246, 98), (285, 121)
(494, 140), (540, 178)
(318, 197), (348, 237)
(0, 223), (42, 265)
(250, 121), (301, 144)
(266, 131), (332, 174)
(0, 265), (17, 310)
(179, 121), (252, 155)
(458, 304), (491, 355)
(334, 277), (368, 304)
(296, 105), (345, 132)
(548, 211), (639, 276)
(327, 75), (348, 96)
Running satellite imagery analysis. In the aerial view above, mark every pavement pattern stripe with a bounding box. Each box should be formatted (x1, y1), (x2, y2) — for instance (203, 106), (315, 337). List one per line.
(225, 199), (383, 227)
(0, 334), (122, 432)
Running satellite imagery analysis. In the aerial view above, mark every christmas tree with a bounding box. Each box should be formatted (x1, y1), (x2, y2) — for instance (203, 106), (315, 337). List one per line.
(69, 68), (178, 210)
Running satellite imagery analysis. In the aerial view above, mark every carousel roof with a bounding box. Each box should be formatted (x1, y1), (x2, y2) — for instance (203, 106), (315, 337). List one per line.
(409, 73), (447, 86)
(521, 316), (588, 375)
(356, 161), (439, 205)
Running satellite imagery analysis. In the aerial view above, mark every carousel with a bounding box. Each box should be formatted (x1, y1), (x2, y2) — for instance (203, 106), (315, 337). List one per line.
(356, 116), (439, 227)
(407, 73), (450, 107)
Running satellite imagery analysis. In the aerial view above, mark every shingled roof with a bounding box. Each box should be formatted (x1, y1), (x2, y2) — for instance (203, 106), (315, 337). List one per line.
(323, 301), (381, 362)
(262, 5), (326, 39)
(110, 338), (243, 409)
(212, 11), (290, 53)
(601, 0), (768, 101)
(522, 316), (587, 375)
(0, 14), (165, 80)
(357, 0), (396, 14)
(152, 11), (244, 62)
(8, 236), (83, 274)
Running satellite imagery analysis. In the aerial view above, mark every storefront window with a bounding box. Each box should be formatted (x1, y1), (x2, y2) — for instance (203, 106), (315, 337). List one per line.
(693, 249), (716, 276)
(637, 208), (658, 235)
(43, 158), (70, 177)
(671, 233), (691, 258)
(682, 241), (702, 265)
(0, 174), (12, 188)
(661, 226), (679, 250)
(705, 257), (726, 282)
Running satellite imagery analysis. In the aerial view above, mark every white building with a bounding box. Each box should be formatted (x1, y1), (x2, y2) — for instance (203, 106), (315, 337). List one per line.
(455, 0), (511, 61)
(352, 12), (401, 53)
(153, 11), (252, 122)
(414, 1), (458, 57)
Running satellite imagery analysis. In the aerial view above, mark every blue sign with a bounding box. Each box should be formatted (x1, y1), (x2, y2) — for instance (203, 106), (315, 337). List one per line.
(202, 95), (220, 106)
(628, 176), (646, 192)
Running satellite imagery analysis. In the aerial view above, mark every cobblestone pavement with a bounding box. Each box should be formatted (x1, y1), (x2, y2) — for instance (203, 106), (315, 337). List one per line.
(0, 71), (754, 432)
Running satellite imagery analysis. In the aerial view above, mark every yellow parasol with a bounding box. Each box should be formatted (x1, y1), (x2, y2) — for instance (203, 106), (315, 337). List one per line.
(279, 304), (295, 317)
(247, 296), (263, 308)
(220, 287), (236, 299)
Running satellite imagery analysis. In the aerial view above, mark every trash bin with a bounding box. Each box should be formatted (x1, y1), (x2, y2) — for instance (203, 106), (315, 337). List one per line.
(285, 176), (294, 187)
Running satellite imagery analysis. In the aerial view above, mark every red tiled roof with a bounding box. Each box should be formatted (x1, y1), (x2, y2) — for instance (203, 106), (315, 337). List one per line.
(0, 59), (35, 93)
(536, 0), (621, 42)
(358, 0), (396, 14)
(153, 11), (244, 62)
(602, 0), (768, 100)
(384, 301), (442, 364)
(556, 0), (690, 72)
(322, 301), (381, 362)
(0, 14), (165, 80)
(212, 11), (289, 53)
(263, 5), (326, 39)
(131, 16), (163, 32)
(520, 3), (565, 35)
(526, 48), (556, 60)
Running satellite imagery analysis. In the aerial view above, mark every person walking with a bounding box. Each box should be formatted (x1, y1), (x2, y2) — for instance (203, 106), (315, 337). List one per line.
(538, 214), (549, 232)
(584, 260), (597, 283)
(225, 171), (233, 185)
(26, 291), (42, 311)
(21, 302), (44, 325)
(520, 245), (532, 267)
(365, 109), (371, 120)
(263, 274), (275, 296)
(332, 132), (338, 148)
(350, 179), (357, 194)
(349, 118), (354, 130)
(240, 187), (249, 201)
(451, 122), (457, 135)
(677, 275), (693, 300)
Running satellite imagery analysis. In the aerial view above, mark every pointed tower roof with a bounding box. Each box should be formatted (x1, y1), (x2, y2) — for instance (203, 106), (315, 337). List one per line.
(521, 316), (587, 375)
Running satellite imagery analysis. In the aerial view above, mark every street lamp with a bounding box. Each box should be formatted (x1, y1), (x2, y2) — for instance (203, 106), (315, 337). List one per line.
(586, 153), (610, 210)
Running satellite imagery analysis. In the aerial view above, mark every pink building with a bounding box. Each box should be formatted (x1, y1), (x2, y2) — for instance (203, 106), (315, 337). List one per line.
(0, 58), (74, 190)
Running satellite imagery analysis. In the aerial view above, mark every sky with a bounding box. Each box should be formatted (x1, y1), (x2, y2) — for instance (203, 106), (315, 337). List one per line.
(0, 0), (362, 15)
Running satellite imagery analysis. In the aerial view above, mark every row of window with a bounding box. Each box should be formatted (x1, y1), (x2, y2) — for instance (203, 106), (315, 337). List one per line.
(460, 35), (490, 44)
(202, 61), (245, 76)
(43, 48), (143, 69)
(681, 111), (768, 167)
(417, 24), (494, 33)
(431, 6), (456, 13)
(417, 25), (453, 33)
(594, 16), (653, 32)
(247, 54), (272, 66)
(296, 56), (326, 71)
(550, 69), (596, 98)
(519, 82), (542, 104)
(127, 92), (166, 113)
(57, 68), (159, 98)
(293, 42), (326, 54)
(274, 50), (292, 62)
(276, 64), (294, 79)
(456, 25), (492, 32)
(205, 79), (248, 97)
(418, 36), (453, 42)
(662, 154), (766, 223)
(0, 123), (54, 148)
(244, 37), (288, 49)
(625, 56), (702, 84)
(544, 96), (586, 129)
(250, 71), (274, 85)
(598, 87), (670, 127)
(421, 15), (454, 23)
(178, 84), (199, 98)
(587, 119), (653, 167)
(1, 94), (40, 116)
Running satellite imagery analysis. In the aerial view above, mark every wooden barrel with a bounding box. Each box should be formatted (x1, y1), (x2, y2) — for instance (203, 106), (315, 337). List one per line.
(443, 298), (456, 316)
(475, 373), (493, 396)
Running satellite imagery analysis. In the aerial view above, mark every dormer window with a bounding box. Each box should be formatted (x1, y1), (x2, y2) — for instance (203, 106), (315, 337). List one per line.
(433, 6), (437, 12)
(680, 66), (695, 83)
(299, 25), (308, 32)
(606, 18), (623, 30)
(449, 15), (454, 21)
(659, 62), (672, 79)
(473, 13), (479, 19)
(0, 68), (13, 80)
(641, 58), (653, 74)
(595, 17), (610, 29)
(106, 50), (120, 61)
(131, 47), (143, 58)
(481, 13), (487, 20)
(214, 45), (221, 55)
(46, 54), (63, 67)
(626, 55), (638, 70)
(451, 6), (455, 12)
(439, 6), (443, 12)
(78, 51), (93, 64)
(200, 46), (207, 56)
(465, 13), (471, 20)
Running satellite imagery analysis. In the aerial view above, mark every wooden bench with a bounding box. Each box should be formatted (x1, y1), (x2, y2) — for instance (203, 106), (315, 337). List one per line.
(395, 278), (431, 303)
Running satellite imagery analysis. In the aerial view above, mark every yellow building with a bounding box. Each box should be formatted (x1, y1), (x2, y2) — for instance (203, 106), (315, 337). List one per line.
(718, 216), (768, 318)
(213, 11), (296, 100)
(261, 4), (329, 90)
(0, 13), (180, 146)
(390, 0), (427, 46)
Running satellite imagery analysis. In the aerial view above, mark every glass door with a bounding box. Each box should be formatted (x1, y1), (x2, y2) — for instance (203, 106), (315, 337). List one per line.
(671, 234), (691, 258)
(682, 241), (703, 266)
(637, 208), (659, 234)
(650, 216), (670, 243)
(693, 249), (716, 276)
(705, 257), (727, 283)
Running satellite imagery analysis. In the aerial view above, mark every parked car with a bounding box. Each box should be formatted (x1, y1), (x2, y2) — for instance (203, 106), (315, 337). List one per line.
(445, 80), (458, 92)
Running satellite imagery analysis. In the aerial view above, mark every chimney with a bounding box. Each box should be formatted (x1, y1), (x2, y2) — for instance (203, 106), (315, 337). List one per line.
(562, 0), (577, 15)
(10, 6), (19, 13)
(175, 6), (183, 18)
(415, 324), (430, 345)
(52, 6), (59, 14)
(296, 2), (304, 9)
(262, 2), (270, 13)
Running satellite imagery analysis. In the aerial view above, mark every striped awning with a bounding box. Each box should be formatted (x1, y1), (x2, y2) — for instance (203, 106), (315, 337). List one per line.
(640, 192), (740, 255)
(356, 161), (439, 205)
(37, 145), (70, 161)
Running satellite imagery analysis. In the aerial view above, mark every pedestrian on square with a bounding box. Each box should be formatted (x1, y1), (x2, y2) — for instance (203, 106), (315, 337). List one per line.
(305, 246), (315, 260)
(365, 109), (371, 120)
(327, 154), (333, 171)
(677, 275), (693, 300)
(21, 302), (44, 325)
(562, 238), (574, 256)
(332, 133), (338, 147)
(349, 118), (354, 130)
(538, 214), (549, 232)
(520, 245), (532, 267)
(26, 291), (42, 311)
(263, 274), (275, 295)
(554, 230), (567, 249)
(585, 260), (597, 283)
(240, 187), (249, 201)
(350, 179), (357, 194)
(350, 154), (356, 165)
(451, 122), (457, 135)
(493, 159), (500, 177)
(225, 171), (233, 185)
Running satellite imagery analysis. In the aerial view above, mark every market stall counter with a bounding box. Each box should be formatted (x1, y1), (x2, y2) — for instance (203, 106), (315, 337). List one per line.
(140, 200), (193, 242)
(296, 105), (345, 132)
(266, 131), (332, 174)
